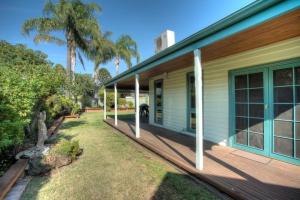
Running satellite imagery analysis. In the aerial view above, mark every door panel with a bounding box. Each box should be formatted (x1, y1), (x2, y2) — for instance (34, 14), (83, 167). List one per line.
(154, 80), (163, 124)
(231, 59), (300, 165)
(232, 70), (267, 153)
(271, 66), (300, 161)
(187, 73), (196, 132)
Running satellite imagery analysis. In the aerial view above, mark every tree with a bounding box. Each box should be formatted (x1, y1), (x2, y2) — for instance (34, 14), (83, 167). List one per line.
(0, 41), (65, 151)
(88, 32), (115, 77)
(114, 35), (140, 75)
(95, 68), (112, 87)
(22, 0), (102, 82)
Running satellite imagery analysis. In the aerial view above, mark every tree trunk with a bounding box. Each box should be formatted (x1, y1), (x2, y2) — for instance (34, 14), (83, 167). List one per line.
(70, 38), (76, 82)
(66, 30), (76, 83)
(114, 56), (120, 76)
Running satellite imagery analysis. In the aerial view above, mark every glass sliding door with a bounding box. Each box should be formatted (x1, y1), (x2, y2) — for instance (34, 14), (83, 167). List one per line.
(233, 71), (266, 152)
(230, 58), (300, 165)
(154, 79), (163, 124)
(187, 73), (196, 132)
(271, 66), (300, 160)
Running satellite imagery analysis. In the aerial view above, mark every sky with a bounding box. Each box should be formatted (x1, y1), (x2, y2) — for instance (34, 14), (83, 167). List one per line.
(0, 0), (254, 77)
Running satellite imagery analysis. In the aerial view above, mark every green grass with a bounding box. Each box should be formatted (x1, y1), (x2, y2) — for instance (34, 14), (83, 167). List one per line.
(22, 112), (220, 200)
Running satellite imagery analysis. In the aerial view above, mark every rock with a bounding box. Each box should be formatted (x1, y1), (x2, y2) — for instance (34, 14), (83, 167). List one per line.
(15, 146), (49, 160)
(27, 157), (51, 176)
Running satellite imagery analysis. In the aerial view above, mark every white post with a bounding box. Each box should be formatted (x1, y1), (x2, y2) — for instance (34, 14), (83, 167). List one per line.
(194, 49), (203, 170)
(135, 74), (140, 138)
(104, 88), (107, 120)
(114, 83), (118, 126)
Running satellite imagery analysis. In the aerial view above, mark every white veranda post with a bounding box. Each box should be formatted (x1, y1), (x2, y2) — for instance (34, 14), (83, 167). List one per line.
(135, 74), (140, 138)
(104, 88), (107, 120)
(194, 49), (204, 170)
(114, 83), (118, 126)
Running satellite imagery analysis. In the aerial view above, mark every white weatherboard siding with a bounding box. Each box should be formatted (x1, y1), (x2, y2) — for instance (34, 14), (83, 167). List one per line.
(149, 36), (300, 145)
(149, 67), (193, 132)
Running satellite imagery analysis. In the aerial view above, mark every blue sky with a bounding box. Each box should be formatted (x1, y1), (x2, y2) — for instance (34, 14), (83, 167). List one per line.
(0, 0), (254, 77)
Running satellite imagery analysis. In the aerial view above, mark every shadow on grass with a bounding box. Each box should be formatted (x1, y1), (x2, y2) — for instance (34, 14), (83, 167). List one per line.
(59, 120), (87, 130)
(107, 114), (135, 121)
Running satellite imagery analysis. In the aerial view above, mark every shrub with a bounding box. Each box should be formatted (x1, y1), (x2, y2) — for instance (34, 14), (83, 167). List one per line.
(45, 95), (80, 119)
(128, 101), (134, 109)
(118, 98), (127, 108)
(50, 140), (81, 160)
(0, 103), (24, 152)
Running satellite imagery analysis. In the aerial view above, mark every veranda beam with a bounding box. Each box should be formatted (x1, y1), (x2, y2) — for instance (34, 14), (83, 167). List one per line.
(194, 49), (203, 170)
(114, 83), (118, 126)
(135, 74), (140, 138)
(104, 87), (107, 120)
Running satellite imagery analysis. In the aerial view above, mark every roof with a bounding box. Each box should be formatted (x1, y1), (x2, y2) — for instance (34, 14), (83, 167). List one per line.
(105, 0), (300, 87)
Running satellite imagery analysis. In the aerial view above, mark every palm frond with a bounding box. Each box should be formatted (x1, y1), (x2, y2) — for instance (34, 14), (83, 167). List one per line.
(22, 18), (62, 35)
(33, 34), (65, 45)
(77, 51), (85, 71)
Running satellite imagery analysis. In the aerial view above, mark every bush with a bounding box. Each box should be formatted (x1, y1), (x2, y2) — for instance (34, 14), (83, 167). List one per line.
(45, 95), (80, 119)
(118, 98), (127, 108)
(50, 140), (81, 160)
(128, 101), (134, 109)
(0, 103), (24, 152)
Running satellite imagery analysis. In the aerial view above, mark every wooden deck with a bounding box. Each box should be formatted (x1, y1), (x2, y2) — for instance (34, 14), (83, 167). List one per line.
(105, 118), (300, 200)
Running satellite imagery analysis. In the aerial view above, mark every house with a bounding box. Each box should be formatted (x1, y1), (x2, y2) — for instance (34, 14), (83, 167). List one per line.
(103, 1), (300, 198)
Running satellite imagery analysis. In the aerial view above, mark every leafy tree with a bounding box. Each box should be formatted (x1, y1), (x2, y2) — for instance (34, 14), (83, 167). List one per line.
(67, 73), (95, 104)
(95, 68), (112, 87)
(0, 41), (65, 151)
(22, 0), (102, 82)
(114, 35), (140, 75)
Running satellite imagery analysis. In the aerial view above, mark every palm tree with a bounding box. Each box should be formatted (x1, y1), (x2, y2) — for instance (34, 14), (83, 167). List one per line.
(114, 35), (140, 75)
(22, 0), (102, 82)
(88, 32), (115, 79)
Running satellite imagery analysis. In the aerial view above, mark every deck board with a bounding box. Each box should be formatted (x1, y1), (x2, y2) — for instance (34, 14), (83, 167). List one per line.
(105, 118), (300, 200)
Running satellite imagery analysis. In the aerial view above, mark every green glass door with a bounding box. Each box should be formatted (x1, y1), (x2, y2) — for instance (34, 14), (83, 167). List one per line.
(154, 79), (163, 124)
(187, 73), (196, 133)
(232, 69), (269, 156)
(230, 58), (300, 165)
(270, 66), (300, 163)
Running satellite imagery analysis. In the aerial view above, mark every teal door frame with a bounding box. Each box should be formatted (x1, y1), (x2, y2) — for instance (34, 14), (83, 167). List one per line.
(187, 72), (196, 133)
(229, 57), (300, 165)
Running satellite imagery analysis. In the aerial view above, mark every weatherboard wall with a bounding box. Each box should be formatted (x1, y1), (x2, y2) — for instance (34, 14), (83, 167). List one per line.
(148, 36), (300, 146)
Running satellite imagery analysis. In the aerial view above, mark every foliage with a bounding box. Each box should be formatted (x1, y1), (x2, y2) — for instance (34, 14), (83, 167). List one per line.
(0, 41), (65, 152)
(128, 101), (134, 109)
(0, 98), (24, 152)
(22, 0), (103, 81)
(98, 87), (114, 108)
(118, 98), (127, 108)
(50, 139), (81, 161)
(114, 35), (140, 74)
(67, 73), (95, 102)
(88, 32), (115, 74)
(95, 68), (111, 87)
(45, 95), (80, 119)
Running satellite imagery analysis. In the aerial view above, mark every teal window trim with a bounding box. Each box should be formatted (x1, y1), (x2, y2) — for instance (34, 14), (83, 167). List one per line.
(186, 72), (196, 133)
(229, 57), (300, 166)
(154, 79), (163, 125)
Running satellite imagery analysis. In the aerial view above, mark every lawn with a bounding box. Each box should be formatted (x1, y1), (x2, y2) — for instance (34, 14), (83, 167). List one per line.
(22, 112), (220, 200)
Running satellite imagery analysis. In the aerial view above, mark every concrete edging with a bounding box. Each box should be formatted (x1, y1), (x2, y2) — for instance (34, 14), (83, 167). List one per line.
(0, 159), (28, 200)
